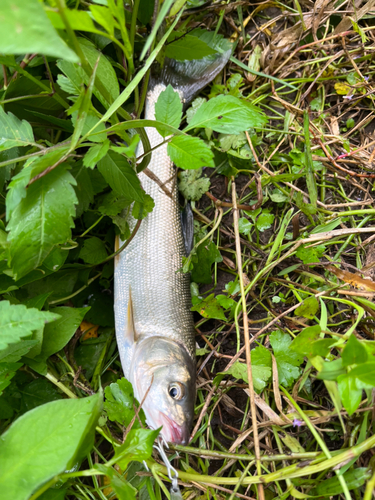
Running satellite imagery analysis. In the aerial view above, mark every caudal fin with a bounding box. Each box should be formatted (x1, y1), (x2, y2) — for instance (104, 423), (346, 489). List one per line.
(153, 29), (232, 104)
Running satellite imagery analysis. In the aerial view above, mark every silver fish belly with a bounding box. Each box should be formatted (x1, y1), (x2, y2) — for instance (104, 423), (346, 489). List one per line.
(114, 84), (196, 444)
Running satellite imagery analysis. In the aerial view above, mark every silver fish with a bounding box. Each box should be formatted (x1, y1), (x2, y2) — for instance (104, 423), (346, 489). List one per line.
(114, 47), (231, 444)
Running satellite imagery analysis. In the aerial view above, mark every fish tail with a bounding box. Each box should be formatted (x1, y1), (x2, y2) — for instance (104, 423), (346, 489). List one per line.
(152, 29), (232, 105)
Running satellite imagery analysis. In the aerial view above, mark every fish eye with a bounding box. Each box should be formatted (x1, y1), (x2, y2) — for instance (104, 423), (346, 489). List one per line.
(168, 382), (185, 400)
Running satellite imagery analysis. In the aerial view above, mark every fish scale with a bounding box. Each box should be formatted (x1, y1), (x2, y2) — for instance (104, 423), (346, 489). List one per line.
(114, 83), (195, 380)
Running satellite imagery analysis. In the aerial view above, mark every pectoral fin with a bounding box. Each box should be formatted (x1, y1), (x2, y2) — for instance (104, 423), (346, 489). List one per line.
(126, 287), (139, 343)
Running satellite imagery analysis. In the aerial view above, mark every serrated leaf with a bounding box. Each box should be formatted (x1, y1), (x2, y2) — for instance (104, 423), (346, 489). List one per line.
(185, 95), (267, 134)
(168, 135), (214, 170)
(83, 140), (111, 169)
(0, 393), (102, 500)
(155, 85), (182, 135)
(97, 151), (144, 202)
(0, 340), (39, 363)
(0, 107), (34, 152)
(104, 378), (144, 428)
(186, 97), (207, 124)
(98, 192), (130, 217)
(132, 194), (155, 220)
(191, 240), (222, 284)
(0, 362), (22, 394)
(0, 0), (79, 62)
(80, 237), (108, 265)
(178, 169), (210, 201)
(7, 167), (78, 280)
(114, 428), (160, 470)
(0, 301), (59, 353)
(191, 293), (226, 321)
(165, 32), (217, 61)
(270, 331), (303, 387)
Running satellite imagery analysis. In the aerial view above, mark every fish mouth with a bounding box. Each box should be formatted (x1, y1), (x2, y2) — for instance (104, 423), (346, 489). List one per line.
(158, 412), (190, 445)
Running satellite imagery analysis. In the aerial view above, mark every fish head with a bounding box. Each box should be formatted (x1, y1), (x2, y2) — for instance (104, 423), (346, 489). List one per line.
(130, 336), (195, 445)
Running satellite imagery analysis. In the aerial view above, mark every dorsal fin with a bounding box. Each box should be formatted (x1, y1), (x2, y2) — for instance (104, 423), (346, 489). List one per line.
(126, 286), (139, 343)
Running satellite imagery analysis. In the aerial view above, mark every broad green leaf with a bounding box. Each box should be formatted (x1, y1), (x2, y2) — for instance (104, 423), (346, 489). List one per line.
(0, 301), (59, 352)
(7, 167), (78, 280)
(178, 169), (210, 201)
(155, 85), (182, 135)
(0, 393), (102, 500)
(6, 148), (69, 221)
(38, 488), (67, 500)
(317, 358), (345, 381)
(83, 140), (110, 169)
(342, 333), (368, 367)
(115, 428), (160, 470)
(98, 192), (130, 217)
(132, 194), (155, 220)
(167, 135), (214, 170)
(295, 297), (319, 319)
(97, 151), (144, 202)
(310, 468), (370, 496)
(0, 107), (34, 152)
(349, 362), (375, 389)
(104, 378), (144, 428)
(0, 0), (78, 62)
(80, 237), (108, 264)
(337, 373), (362, 415)
(270, 331), (303, 387)
(191, 293), (226, 321)
(21, 378), (62, 413)
(290, 325), (321, 357)
(165, 33), (217, 61)
(191, 240), (222, 284)
(225, 358), (271, 392)
(185, 95), (267, 134)
(47, 8), (100, 34)
(37, 307), (89, 361)
(71, 111), (107, 145)
(0, 340), (39, 364)
(89, 5), (117, 35)
(186, 97), (207, 124)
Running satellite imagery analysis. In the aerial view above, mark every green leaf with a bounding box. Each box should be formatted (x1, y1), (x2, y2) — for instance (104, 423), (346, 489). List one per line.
(290, 325), (321, 357)
(0, 393), (102, 500)
(7, 167), (78, 280)
(80, 237), (108, 265)
(71, 111), (107, 144)
(186, 97), (207, 124)
(191, 240), (222, 284)
(295, 297), (319, 319)
(37, 307), (89, 361)
(115, 428), (160, 470)
(225, 354), (272, 392)
(270, 331), (303, 387)
(349, 362), (375, 390)
(178, 169), (210, 201)
(111, 135), (140, 159)
(317, 358), (345, 381)
(21, 378), (62, 413)
(0, 340), (39, 364)
(185, 95), (267, 134)
(191, 293), (226, 321)
(238, 217), (252, 236)
(296, 244), (325, 265)
(0, 301), (59, 352)
(167, 135), (214, 170)
(310, 468), (370, 496)
(0, 362), (22, 394)
(155, 85), (182, 135)
(104, 378), (144, 428)
(0, 0), (78, 62)
(0, 107), (34, 152)
(256, 211), (274, 232)
(342, 334), (368, 367)
(165, 32), (217, 61)
(72, 164), (95, 217)
(337, 373), (362, 416)
(83, 140), (111, 169)
(132, 194), (155, 220)
(97, 151), (144, 202)
(89, 5), (117, 35)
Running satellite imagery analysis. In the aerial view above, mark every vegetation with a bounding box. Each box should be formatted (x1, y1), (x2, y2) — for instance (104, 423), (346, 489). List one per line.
(0, 0), (375, 499)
